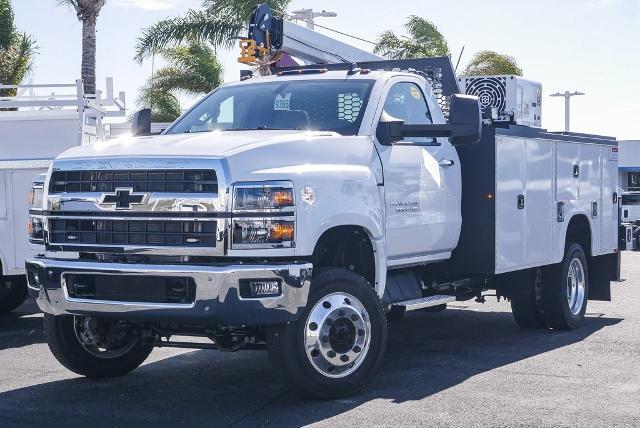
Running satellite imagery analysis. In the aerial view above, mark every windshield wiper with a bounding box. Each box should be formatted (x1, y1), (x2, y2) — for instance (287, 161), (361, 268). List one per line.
(183, 129), (214, 134)
(224, 126), (304, 131)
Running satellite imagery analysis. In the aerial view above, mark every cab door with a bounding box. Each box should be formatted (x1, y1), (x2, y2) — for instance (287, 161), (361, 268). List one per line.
(373, 78), (461, 262)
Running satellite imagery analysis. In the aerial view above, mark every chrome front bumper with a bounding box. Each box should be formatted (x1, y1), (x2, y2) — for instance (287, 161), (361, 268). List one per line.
(26, 258), (312, 326)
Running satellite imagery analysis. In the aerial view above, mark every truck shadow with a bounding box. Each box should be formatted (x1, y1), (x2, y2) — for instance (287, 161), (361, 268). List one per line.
(0, 306), (622, 427)
(0, 299), (44, 351)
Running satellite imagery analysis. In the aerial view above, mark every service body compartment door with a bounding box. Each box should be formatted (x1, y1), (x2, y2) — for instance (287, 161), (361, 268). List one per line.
(580, 144), (602, 254)
(601, 146), (618, 254)
(554, 142), (581, 262)
(495, 136), (526, 271)
(524, 138), (553, 266)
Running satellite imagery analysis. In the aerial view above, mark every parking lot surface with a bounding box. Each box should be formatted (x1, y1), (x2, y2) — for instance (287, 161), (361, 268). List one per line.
(1, 252), (639, 427)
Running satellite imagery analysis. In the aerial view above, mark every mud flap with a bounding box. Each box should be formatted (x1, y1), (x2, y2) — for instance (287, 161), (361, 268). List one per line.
(588, 253), (619, 301)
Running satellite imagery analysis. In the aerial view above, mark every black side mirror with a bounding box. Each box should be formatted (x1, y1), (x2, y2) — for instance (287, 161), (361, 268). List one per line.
(376, 112), (405, 145)
(447, 94), (482, 145)
(376, 94), (482, 146)
(131, 108), (152, 137)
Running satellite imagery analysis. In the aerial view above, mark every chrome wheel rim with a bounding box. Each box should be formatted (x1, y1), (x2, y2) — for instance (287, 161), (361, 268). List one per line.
(74, 317), (140, 359)
(566, 258), (586, 316)
(304, 292), (371, 378)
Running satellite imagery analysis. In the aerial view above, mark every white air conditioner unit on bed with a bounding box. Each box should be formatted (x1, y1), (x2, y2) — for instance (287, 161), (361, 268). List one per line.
(458, 75), (542, 127)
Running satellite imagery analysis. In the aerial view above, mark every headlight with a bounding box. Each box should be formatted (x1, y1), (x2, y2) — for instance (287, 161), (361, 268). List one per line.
(28, 182), (45, 244)
(233, 184), (294, 211)
(28, 185), (44, 210)
(232, 219), (294, 248)
(28, 215), (44, 243)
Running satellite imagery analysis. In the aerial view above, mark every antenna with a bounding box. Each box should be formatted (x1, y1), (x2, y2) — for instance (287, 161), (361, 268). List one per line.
(454, 46), (465, 73)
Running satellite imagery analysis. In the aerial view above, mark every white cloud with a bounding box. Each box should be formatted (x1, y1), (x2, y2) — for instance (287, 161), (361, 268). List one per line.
(111, 0), (189, 11)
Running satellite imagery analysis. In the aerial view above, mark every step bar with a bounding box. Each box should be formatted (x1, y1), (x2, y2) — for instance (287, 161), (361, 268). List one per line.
(391, 295), (456, 312)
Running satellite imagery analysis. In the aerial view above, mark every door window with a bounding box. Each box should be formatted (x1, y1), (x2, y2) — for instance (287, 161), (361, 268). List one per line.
(382, 82), (433, 143)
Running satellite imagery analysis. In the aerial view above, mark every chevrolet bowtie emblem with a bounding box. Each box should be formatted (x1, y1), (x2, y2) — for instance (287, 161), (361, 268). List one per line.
(99, 188), (148, 210)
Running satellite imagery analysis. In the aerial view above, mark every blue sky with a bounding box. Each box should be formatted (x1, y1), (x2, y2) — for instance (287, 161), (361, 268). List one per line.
(11, 0), (640, 139)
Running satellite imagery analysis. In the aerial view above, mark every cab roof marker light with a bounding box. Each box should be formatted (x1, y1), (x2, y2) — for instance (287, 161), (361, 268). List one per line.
(277, 68), (328, 76)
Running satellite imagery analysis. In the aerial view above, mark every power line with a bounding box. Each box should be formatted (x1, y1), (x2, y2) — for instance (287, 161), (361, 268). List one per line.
(308, 21), (377, 46)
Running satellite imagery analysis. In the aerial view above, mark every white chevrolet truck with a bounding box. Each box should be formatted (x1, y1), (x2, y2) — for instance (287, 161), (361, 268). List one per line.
(26, 64), (620, 398)
(25, 8), (621, 398)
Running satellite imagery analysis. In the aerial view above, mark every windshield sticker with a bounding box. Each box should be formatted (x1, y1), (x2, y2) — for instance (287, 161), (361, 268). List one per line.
(274, 93), (291, 111)
(410, 86), (422, 100)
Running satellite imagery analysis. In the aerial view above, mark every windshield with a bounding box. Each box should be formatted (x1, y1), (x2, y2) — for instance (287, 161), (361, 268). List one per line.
(167, 79), (374, 136)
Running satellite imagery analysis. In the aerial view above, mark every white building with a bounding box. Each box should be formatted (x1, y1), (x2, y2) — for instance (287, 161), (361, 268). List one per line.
(619, 140), (640, 192)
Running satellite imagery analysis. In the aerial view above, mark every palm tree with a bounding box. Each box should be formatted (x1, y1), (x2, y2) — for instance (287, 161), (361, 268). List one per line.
(135, 0), (292, 62)
(374, 16), (449, 59)
(461, 50), (522, 76)
(137, 42), (223, 122)
(0, 0), (37, 98)
(57, 0), (106, 94)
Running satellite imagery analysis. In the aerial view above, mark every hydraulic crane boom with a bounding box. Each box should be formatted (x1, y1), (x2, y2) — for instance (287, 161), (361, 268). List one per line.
(239, 3), (382, 71)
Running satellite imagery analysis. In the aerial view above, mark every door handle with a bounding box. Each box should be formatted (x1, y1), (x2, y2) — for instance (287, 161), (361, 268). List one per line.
(438, 159), (455, 167)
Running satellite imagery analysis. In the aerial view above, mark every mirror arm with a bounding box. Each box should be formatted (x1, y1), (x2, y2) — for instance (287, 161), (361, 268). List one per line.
(389, 123), (453, 138)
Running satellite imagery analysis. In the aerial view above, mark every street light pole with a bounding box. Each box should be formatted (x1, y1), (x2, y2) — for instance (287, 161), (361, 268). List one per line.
(550, 91), (585, 133)
(290, 8), (338, 30)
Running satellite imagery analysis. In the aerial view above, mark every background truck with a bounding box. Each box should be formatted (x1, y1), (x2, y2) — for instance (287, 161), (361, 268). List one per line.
(25, 5), (620, 399)
(0, 80), (125, 314)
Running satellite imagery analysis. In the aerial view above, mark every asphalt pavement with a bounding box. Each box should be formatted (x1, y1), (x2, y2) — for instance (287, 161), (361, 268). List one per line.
(1, 252), (639, 427)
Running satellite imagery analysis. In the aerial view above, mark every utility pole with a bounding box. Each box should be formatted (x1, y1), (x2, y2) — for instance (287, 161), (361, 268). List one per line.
(290, 8), (337, 30)
(550, 91), (585, 133)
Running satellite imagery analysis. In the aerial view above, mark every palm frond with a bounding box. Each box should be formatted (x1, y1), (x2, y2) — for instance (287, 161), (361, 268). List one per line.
(0, 0), (15, 50)
(461, 50), (522, 76)
(374, 15), (449, 60)
(405, 15), (449, 57)
(137, 85), (182, 122)
(135, 0), (293, 62)
(157, 44), (223, 90)
(135, 10), (244, 62)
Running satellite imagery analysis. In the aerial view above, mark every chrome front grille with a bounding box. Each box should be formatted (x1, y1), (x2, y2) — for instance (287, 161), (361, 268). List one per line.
(44, 158), (229, 257)
(49, 218), (217, 247)
(49, 169), (218, 193)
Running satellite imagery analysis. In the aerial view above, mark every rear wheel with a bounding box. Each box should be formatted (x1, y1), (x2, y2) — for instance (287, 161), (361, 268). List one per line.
(542, 243), (589, 330)
(0, 276), (28, 314)
(510, 268), (547, 329)
(267, 269), (387, 399)
(44, 314), (154, 377)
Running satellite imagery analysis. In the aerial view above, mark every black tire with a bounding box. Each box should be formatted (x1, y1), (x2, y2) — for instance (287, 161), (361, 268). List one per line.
(266, 269), (387, 400)
(541, 243), (589, 330)
(44, 314), (154, 378)
(510, 268), (547, 329)
(0, 276), (28, 314)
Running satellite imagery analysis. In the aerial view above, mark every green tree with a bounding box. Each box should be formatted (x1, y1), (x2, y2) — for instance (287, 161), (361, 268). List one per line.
(137, 42), (223, 122)
(135, 0), (292, 62)
(0, 0), (37, 98)
(57, 0), (106, 94)
(461, 50), (522, 76)
(374, 16), (449, 59)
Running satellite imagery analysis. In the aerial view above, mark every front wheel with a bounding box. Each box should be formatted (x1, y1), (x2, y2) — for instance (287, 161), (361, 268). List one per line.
(267, 269), (388, 399)
(542, 242), (589, 330)
(44, 314), (154, 377)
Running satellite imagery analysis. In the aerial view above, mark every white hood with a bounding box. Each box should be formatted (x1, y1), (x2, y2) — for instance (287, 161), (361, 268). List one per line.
(57, 130), (310, 159)
(54, 129), (381, 186)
